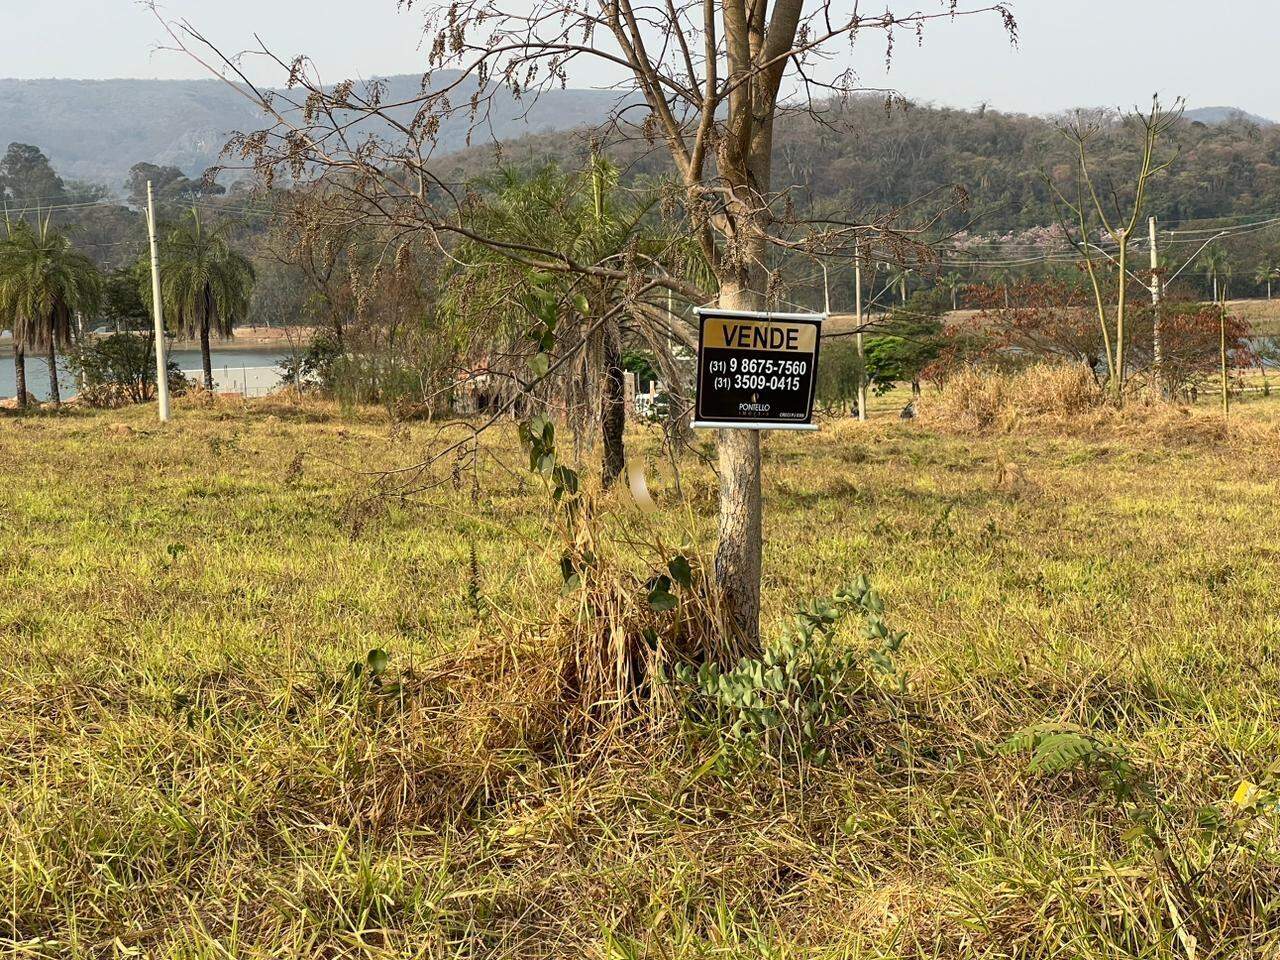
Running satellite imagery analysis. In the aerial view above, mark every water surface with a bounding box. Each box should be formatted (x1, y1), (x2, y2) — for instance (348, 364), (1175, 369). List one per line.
(0, 347), (289, 402)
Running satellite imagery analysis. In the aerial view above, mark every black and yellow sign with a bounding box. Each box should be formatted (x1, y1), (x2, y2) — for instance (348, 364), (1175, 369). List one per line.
(693, 308), (824, 429)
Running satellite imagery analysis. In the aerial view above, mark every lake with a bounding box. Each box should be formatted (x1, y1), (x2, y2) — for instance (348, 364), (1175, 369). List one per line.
(0, 347), (290, 402)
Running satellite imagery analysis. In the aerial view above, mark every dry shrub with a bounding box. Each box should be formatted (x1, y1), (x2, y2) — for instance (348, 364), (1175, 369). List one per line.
(458, 552), (737, 757)
(992, 452), (1034, 497)
(915, 365), (1280, 453)
(396, 484), (745, 776)
(917, 363), (1102, 432)
(74, 382), (140, 409)
(272, 550), (735, 831)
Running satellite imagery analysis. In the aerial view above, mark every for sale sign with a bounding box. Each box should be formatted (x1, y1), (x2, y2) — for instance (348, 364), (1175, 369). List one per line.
(693, 308), (824, 429)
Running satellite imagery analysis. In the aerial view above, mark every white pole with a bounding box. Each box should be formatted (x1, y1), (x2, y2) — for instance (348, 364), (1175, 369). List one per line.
(854, 239), (867, 422)
(1149, 216), (1163, 394)
(146, 182), (170, 422)
(1148, 216), (1160, 306)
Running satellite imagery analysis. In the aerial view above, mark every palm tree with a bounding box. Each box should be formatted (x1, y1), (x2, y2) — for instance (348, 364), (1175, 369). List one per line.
(159, 209), (254, 391)
(0, 220), (27, 408)
(1255, 257), (1279, 300)
(1203, 246), (1230, 303)
(940, 272), (965, 311)
(0, 218), (100, 405)
(444, 158), (672, 487)
(995, 267), (1017, 309)
(887, 266), (911, 304)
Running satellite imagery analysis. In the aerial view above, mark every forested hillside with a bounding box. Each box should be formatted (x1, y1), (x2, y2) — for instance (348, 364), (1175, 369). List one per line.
(5, 72), (1280, 238)
(439, 97), (1280, 236)
(8, 87), (1280, 309)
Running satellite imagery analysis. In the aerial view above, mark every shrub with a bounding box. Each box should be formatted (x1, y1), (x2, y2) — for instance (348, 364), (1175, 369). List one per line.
(278, 329), (457, 417)
(67, 332), (190, 408)
(675, 577), (905, 764)
(815, 340), (866, 414)
(940, 280), (1104, 372)
(1151, 302), (1255, 400)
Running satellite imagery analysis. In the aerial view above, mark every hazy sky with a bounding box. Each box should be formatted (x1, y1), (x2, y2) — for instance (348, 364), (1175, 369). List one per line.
(3, 1), (1278, 118)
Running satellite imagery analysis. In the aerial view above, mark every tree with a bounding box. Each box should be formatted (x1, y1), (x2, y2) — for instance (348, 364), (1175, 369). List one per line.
(157, 1), (1015, 646)
(994, 267), (1016, 308)
(1203, 246), (1229, 304)
(1253, 257), (1279, 300)
(263, 190), (365, 353)
(948, 279), (1104, 376)
(0, 218), (100, 405)
(444, 158), (682, 487)
(1154, 301), (1253, 402)
(126, 162), (224, 207)
(0, 143), (66, 208)
(158, 208), (254, 391)
(0, 220), (28, 407)
(887, 267), (912, 304)
(864, 291), (947, 396)
(68, 331), (185, 406)
(101, 263), (151, 333)
(940, 272), (965, 311)
(1048, 98), (1182, 401)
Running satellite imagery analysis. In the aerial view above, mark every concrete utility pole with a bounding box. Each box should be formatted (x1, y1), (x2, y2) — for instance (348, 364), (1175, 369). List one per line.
(854, 239), (868, 421)
(145, 181), (171, 422)
(1149, 216), (1164, 394)
(1148, 217), (1161, 306)
(1220, 305), (1230, 419)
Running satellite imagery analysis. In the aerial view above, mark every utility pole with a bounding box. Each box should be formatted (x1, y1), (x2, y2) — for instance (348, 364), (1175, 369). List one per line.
(1149, 216), (1164, 397)
(1220, 303), (1229, 420)
(854, 239), (868, 421)
(145, 181), (171, 422)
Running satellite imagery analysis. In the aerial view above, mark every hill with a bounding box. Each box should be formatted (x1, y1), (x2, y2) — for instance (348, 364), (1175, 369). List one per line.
(1185, 105), (1274, 126)
(0, 73), (624, 192)
(439, 97), (1280, 238)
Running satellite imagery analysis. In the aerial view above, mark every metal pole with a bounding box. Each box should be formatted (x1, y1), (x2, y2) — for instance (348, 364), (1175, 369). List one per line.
(145, 182), (170, 422)
(854, 239), (867, 421)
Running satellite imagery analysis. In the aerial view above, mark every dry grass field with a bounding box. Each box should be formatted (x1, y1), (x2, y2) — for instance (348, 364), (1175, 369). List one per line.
(2, 389), (1280, 958)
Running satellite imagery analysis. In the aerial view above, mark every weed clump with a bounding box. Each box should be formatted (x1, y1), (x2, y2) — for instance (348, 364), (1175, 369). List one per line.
(449, 539), (736, 756)
(917, 363), (1102, 432)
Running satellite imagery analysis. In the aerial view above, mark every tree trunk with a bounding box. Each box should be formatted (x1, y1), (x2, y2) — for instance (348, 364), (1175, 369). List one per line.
(600, 318), (626, 488)
(47, 339), (61, 406)
(14, 346), (27, 409)
(200, 319), (214, 392)
(714, 281), (764, 647)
